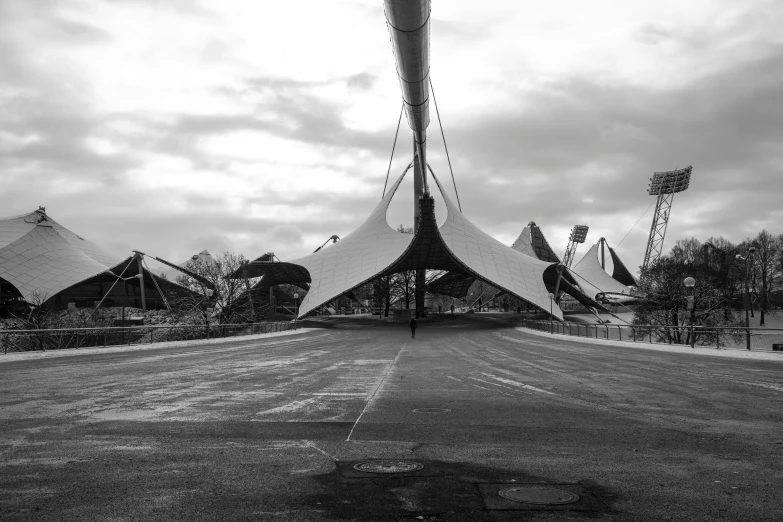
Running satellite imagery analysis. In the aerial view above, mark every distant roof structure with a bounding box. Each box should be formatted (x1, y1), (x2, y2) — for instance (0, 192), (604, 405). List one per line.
(511, 222), (561, 263)
(232, 169), (569, 319)
(0, 208), (124, 303)
(571, 241), (633, 300)
(0, 208), (186, 307)
(158, 250), (214, 280)
(608, 246), (637, 287)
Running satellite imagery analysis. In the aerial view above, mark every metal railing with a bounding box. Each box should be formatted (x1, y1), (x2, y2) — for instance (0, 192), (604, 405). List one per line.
(0, 320), (299, 354)
(523, 320), (783, 352)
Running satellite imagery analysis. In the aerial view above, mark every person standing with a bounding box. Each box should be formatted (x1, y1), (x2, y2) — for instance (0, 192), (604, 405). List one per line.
(409, 316), (418, 338)
(450, 303), (455, 315)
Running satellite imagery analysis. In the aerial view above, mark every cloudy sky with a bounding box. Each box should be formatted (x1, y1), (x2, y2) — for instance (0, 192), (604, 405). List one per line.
(2, 0), (781, 274)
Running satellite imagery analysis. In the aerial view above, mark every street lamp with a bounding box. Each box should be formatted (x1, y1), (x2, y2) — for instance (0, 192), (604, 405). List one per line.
(683, 277), (696, 347)
(735, 246), (756, 350)
(548, 292), (554, 334)
(293, 293), (299, 320)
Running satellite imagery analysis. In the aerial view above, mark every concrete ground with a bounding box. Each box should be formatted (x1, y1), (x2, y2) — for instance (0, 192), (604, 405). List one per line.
(1, 313), (782, 521)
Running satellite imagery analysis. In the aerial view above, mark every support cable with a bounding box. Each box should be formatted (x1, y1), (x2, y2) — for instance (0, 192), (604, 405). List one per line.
(567, 269), (636, 318)
(383, 103), (404, 199)
(430, 78), (462, 212)
(616, 199), (656, 248)
(142, 256), (171, 312)
(90, 256), (136, 316)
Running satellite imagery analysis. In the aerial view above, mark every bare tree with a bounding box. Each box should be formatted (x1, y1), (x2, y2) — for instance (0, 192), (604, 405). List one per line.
(748, 230), (782, 326)
(635, 241), (744, 345)
(372, 275), (395, 317)
(171, 251), (250, 325)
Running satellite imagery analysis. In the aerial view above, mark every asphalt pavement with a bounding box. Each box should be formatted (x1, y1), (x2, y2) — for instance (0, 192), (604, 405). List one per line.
(1, 313), (782, 521)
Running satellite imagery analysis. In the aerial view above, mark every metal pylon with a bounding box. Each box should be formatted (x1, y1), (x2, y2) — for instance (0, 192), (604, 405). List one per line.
(563, 225), (589, 268)
(639, 166), (692, 281)
(641, 191), (674, 275)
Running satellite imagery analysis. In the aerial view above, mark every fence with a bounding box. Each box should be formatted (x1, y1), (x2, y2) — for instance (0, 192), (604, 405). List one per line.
(0, 320), (299, 354)
(523, 320), (783, 352)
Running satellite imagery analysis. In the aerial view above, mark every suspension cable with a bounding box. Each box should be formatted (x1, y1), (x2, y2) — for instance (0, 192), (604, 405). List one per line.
(568, 269), (637, 316)
(616, 199), (656, 248)
(430, 77), (462, 212)
(90, 256), (136, 316)
(383, 103), (404, 199)
(142, 256), (171, 311)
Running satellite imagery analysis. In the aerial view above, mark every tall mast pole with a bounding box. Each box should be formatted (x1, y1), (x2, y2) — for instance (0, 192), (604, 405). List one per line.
(384, 0), (431, 194)
(386, 0), (431, 318)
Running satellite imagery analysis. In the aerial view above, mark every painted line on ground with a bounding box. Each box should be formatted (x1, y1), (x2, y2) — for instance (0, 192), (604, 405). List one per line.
(345, 345), (406, 441)
(479, 372), (557, 395)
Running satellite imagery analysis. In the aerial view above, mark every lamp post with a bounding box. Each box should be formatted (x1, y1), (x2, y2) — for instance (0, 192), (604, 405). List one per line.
(735, 246), (756, 350)
(548, 292), (554, 334)
(293, 293), (299, 324)
(684, 276), (695, 347)
(203, 288), (213, 338)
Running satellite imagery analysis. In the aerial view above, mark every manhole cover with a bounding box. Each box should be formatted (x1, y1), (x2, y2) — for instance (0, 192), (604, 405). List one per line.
(353, 460), (425, 474)
(412, 408), (451, 413)
(498, 486), (580, 505)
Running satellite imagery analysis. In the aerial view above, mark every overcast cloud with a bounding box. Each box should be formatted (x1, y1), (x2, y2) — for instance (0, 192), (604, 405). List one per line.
(1, 0), (781, 273)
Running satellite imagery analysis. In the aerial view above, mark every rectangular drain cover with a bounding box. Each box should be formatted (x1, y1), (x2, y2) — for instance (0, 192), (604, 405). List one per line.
(477, 483), (606, 512)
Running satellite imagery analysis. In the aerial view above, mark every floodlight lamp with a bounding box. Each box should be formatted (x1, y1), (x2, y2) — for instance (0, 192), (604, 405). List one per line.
(205, 288), (214, 297)
(735, 254), (743, 260)
(683, 277), (696, 288)
(548, 293), (554, 300)
(748, 246), (757, 255)
(135, 274), (143, 279)
(294, 293), (299, 299)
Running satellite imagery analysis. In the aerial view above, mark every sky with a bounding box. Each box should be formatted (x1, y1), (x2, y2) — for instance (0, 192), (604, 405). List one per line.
(1, 0), (782, 274)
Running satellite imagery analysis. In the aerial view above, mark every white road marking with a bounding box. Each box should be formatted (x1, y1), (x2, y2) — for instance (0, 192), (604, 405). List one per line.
(739, 381), (783, 393)
(480, 372), (557, 395)
(346, 346), (406, 441)
(467, 378), (516, 397)
(303, 440), (338, 461)
(257, 398), (319, 415)
(312, 393), (367, 397)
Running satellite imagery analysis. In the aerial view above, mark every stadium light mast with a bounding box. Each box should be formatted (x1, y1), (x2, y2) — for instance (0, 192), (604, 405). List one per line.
(563, 225), (589, 268)
(640, 166), (692, 279)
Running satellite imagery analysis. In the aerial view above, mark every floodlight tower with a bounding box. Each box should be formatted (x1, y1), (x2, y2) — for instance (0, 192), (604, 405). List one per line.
(563, 225), (589, 268)
(640, 166), (692, 278)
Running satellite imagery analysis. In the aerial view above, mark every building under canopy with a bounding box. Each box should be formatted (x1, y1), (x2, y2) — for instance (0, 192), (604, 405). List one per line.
(0, 208), (190, 313)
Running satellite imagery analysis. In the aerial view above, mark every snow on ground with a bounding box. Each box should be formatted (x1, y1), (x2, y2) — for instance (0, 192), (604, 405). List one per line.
(520, 327), (783, 361)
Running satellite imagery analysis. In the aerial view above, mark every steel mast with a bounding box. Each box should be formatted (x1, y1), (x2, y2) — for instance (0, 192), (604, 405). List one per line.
(563, 225), (589, 268)
(385, 0), (431, 318)
(640, 166), (692, 279)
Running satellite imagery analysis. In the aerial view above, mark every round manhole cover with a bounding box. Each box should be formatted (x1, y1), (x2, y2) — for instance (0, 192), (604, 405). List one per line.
(412, 408), (451, 413)
(498, 486), (580, 505)
(353, 460), (424, 474)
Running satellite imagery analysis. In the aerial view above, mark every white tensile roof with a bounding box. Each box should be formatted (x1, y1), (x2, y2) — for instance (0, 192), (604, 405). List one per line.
(510, 222), (560, 263)
(286, 167), (562, 319)
(571, 242), (631, 299)
(0, 209), (123, 303)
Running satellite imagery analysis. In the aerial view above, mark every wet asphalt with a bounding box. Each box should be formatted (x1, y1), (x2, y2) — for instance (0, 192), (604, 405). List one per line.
(1, 313), (782, 521)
